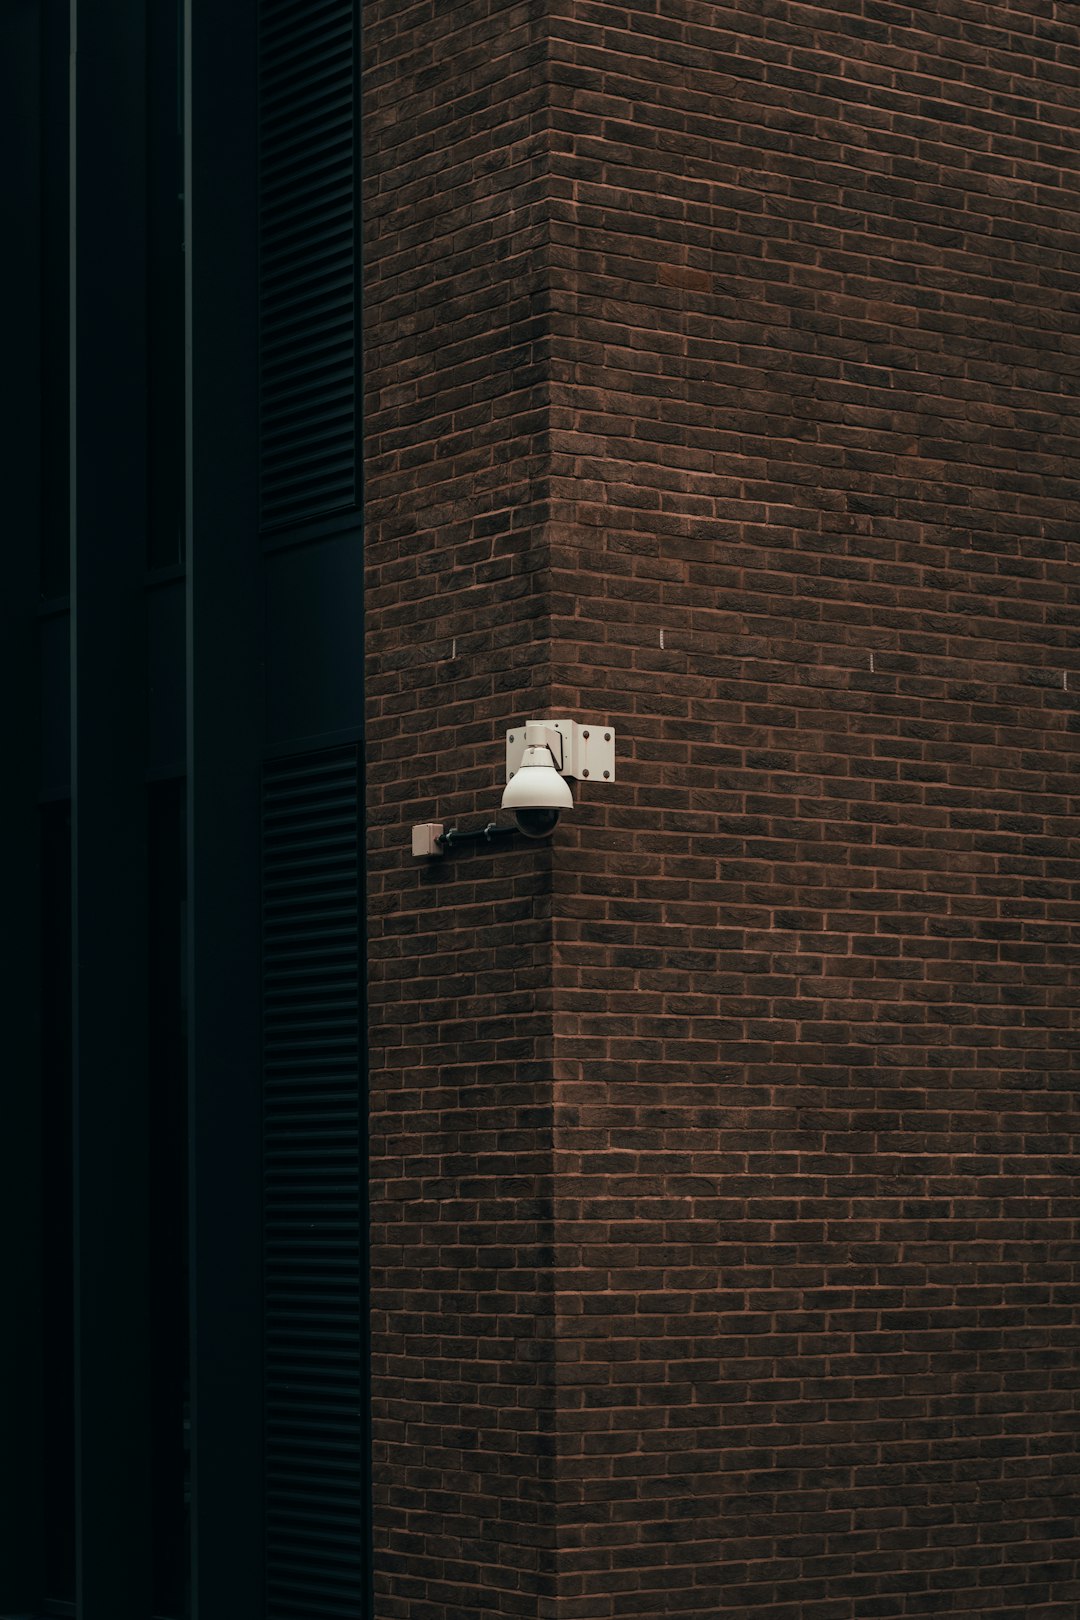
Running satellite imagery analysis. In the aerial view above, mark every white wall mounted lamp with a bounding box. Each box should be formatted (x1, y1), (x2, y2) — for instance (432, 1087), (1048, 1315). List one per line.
(412, 719), (615, 856)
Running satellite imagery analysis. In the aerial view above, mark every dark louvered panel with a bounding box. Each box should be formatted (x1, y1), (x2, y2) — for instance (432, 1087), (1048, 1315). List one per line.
(258, 0), (358, 535)
(262, 749), (364, 1619)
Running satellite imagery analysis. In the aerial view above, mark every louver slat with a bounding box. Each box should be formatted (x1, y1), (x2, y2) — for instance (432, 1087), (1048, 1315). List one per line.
(262, 748), (364, 1619)
(258, 0), (357, 535)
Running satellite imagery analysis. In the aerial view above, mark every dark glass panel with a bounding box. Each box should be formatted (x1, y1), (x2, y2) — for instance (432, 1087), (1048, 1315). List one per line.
(148, 779), (190, 1618)
(147, 0), (186, 569)
(41, 802), (75, 1610)
(39, 0), (69, 601)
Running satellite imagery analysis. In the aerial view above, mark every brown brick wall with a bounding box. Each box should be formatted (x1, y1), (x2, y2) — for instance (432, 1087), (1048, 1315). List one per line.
(366, 3), (1080, 1617)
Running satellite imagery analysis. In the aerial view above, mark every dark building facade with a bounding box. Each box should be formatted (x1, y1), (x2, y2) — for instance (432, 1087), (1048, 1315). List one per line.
(5, 2), (1080, 1619)
(4, 1), (366, 1617)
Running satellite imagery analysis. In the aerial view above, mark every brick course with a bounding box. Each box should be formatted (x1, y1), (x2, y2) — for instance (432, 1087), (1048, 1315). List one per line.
(365, 3), (1080, 1616)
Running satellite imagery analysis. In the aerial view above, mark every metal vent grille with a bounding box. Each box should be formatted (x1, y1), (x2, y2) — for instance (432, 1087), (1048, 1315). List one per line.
(258, 0), (358, 535)
(262, 748), (365, 1618)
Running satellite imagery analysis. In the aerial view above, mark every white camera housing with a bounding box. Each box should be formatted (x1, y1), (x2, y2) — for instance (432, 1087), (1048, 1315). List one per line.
(501, 735), (573, 838)
(501, 720), (615, 837)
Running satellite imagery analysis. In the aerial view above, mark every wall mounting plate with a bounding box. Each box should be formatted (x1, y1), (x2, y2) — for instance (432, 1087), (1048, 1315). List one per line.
(505, 720), (615, 784)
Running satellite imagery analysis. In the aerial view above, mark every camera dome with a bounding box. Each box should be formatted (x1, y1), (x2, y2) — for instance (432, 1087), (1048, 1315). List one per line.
(512, 804), (562, 839)
(501, 744), (573, 839)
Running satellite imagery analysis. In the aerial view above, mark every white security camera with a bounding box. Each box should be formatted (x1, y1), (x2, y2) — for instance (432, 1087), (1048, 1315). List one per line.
(500, 729), (574, 837)
(501, 719), (615, 837)
(411, 719), (615, 856)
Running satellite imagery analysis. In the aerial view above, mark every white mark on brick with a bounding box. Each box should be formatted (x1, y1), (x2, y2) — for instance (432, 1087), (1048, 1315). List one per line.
(660, 628), (665, 650)
(870, 651), (874, 673)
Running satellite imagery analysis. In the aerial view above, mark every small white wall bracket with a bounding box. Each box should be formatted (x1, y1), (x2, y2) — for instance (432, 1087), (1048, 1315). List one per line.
(505, 719), (615, 784)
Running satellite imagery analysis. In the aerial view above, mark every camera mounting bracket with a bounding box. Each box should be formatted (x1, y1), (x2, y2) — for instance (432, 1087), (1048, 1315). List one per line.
(505, 720), (615, 786)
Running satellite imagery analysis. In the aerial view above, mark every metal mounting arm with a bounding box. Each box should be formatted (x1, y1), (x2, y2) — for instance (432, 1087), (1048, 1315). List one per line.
(412, 820), (518, 857)
(436, 821), (516, 853)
